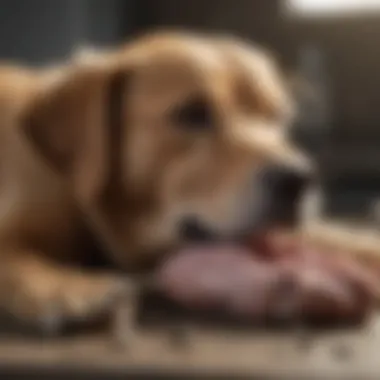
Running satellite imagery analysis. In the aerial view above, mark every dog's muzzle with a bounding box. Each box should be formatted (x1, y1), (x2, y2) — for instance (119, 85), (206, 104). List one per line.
(178, 164), (312, 243)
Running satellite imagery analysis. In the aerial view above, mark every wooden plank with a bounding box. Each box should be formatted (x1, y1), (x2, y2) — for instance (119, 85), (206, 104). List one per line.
(0, 318), (378, 379)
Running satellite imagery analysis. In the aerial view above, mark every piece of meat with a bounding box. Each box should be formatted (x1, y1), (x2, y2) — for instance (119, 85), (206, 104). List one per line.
(155, 235), (378, 325)
(156, 245), (276, 317)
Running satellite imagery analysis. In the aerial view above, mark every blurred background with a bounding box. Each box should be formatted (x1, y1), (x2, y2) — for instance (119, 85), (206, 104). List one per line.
(1, 0), (380, 221)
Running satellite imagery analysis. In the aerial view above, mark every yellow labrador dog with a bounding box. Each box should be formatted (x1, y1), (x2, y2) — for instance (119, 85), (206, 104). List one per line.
(0, 31), (312, 330)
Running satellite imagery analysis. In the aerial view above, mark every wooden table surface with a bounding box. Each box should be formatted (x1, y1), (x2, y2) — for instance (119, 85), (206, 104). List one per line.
(0, 315), (379, 379)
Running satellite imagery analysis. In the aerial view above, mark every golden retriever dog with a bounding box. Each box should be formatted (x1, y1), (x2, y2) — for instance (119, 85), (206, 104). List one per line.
(0, 31), (313, 331)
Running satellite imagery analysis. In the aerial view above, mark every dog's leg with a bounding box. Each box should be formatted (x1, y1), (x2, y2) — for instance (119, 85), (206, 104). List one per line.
(0, 249), (135, 334)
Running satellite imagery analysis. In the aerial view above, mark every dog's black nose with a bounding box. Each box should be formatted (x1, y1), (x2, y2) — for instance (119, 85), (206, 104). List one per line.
(259, 164), (313, 227)
(264, 165), (311, 200)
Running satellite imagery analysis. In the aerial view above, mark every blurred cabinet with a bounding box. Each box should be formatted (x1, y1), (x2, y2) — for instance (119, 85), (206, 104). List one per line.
(292, 14), (380, 218)
(0, 0), (138, 65)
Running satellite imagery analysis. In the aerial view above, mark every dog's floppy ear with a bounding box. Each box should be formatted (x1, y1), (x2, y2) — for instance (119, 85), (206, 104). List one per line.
(21, 63), (127, 204)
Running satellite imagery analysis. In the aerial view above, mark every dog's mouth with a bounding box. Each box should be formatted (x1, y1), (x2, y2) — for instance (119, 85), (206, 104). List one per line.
(174, 216), (298, 281)
(178, 213), (297, 249)
(179, 217), (228, 244)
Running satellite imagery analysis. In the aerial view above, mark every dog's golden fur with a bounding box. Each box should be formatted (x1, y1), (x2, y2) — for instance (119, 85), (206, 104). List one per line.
(0, 31), (317, 327)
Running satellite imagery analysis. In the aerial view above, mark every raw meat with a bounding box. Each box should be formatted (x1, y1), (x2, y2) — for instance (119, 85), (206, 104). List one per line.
(155, 233), (379, 325)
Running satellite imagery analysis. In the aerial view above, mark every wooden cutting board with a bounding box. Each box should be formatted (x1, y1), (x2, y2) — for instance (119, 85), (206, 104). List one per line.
(0, 314), (378, 379)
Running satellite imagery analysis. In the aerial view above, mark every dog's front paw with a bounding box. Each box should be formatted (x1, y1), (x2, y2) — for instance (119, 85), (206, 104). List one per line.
(5, 273), (136, 335)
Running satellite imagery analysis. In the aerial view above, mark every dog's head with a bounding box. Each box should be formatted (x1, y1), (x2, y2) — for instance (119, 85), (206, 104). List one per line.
(21, 32), (313, 268)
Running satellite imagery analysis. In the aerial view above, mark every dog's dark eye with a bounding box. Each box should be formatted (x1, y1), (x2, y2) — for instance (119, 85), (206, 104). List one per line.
(172, 98), (213, 131)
